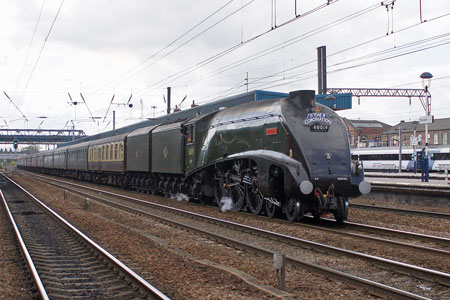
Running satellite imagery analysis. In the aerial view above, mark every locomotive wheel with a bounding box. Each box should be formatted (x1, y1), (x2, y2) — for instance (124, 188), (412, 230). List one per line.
(214, 179), (245, 212)
(333, 197), (347, 223)
(247, 189), (264, 215)
(312, 212), (321, 220)
(285, 198), (300, 222)
(198, 193), (209, 205)
(265, 198), (281, 218)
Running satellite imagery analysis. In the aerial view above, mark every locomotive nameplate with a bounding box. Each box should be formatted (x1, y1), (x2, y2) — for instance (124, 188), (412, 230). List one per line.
(310, 124), (329, 132)
(304, 112), (331, 126)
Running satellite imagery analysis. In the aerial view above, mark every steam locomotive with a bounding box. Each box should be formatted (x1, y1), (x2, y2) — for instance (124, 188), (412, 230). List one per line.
(17, 90), (370, 222)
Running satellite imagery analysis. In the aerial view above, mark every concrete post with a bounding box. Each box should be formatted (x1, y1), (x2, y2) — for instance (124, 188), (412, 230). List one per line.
(273, 253), (286, 290)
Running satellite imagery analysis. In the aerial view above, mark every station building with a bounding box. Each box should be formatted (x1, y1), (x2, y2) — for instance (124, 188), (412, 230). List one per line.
(346, 117), (450, 147)
(343, 119), (392, 147)
(382, 118), (450, 147)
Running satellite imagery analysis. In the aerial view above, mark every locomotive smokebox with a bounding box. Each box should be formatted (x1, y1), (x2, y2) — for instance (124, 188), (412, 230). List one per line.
(288, 90), (315, 110)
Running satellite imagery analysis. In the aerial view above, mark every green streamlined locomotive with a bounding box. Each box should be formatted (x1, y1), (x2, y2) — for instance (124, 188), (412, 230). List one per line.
(18, 90), (370, 222)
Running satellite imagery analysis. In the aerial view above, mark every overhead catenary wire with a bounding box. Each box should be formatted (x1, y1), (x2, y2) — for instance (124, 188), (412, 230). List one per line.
(7, 0), (394, 124)
(199, 11), (450, 104)
(14, 0), (46, 95)
(15, 1), (450, 132)
(132, 0), (339, 101)
(176, 2), (377, 90)
(222, 31), (450, 98)
(88, 0), (238, 100)
(178, 5), (449, 97)
(19, 0), (66, 105)
(164, 3), (448, 110)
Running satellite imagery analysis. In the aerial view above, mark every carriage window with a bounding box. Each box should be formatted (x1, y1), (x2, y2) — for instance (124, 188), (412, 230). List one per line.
(114, 144), (118, 160)
(119, 143), (124, 160)
(102, 146), (105, 160)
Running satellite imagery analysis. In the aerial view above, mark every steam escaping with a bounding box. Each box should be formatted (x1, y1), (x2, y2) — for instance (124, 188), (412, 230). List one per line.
(170, 193), (189, 201)
(219, 197), (233, 212)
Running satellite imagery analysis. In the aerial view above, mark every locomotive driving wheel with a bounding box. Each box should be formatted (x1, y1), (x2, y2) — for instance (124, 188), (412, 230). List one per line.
(333, 196), (348, 223)
(247, 189), (264, 215)
(265, 197), (281, 218)
(285, 198), (301, 222)
(214, 175), (245, 212)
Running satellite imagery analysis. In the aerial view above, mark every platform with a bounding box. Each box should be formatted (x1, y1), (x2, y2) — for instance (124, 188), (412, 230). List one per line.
(365, 172), (450, 187)
(362, 172), (450, 208)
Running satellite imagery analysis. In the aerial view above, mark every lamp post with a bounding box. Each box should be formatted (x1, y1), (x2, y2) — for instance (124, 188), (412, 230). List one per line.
(420, 72), (433, 182)
(411, 120), (419, 174)
(398, 125), (402, 173)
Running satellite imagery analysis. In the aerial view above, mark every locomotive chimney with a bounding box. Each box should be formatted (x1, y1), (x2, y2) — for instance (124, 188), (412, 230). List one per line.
(288, 90), (315, 110)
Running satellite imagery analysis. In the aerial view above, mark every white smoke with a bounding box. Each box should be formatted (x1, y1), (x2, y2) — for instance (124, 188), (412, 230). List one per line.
(219, 197), (233, 212)
(171, 193), (189, 201)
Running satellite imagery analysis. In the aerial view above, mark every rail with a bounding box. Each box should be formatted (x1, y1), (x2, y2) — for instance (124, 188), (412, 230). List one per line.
(0, 186), (49, 300)
(350, 203), (450, 220)
(3, 174), (171, 300)
(23, 173), (447, 299)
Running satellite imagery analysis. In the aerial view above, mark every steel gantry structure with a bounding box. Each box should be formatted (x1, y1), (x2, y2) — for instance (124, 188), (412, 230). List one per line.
(325, 88), (430, 113)
(325, 87), (432, 182)
(0, 128), (86, 145)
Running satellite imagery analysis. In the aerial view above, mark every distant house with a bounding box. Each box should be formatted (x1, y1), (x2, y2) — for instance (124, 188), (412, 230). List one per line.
(344, 119), (392, 147)
(382, 118), (450, 146)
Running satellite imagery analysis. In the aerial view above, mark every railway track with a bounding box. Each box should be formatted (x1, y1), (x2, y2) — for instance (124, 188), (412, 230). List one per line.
(350, 202), (450, 219)
(0, 174), (170, 300)
(24, 171), (450, 255)
(18, 171), (450, 300)
(331, 219), (450, 248)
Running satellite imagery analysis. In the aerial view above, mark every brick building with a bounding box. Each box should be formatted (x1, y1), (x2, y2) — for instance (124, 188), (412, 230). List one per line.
(343, 119), (392, 147)
(382, 118), (450, 146)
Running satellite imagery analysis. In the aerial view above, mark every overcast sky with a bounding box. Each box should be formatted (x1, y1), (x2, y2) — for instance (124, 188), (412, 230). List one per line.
(1, 0), (449, 140)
